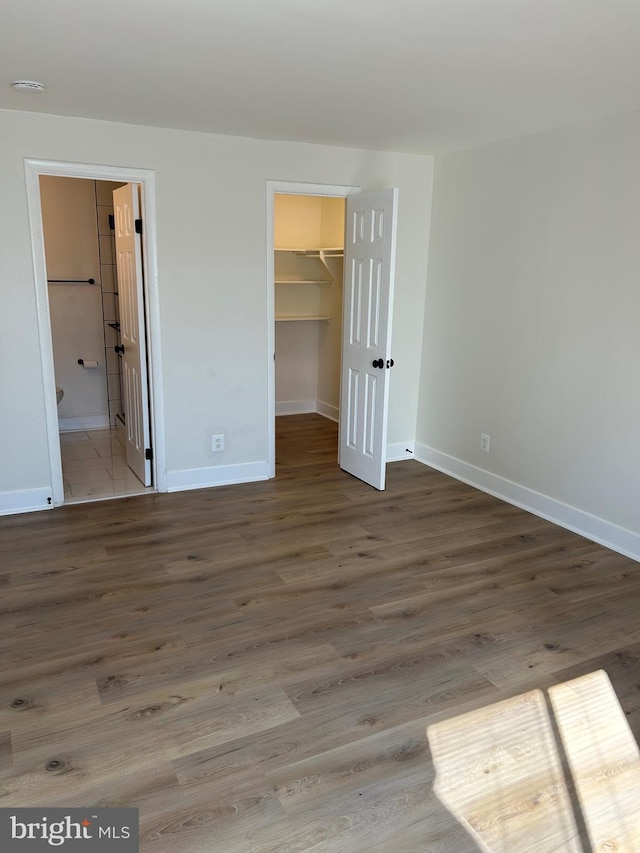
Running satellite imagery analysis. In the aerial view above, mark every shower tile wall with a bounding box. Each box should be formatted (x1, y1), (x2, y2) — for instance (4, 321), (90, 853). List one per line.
(96, 181), (124, 426)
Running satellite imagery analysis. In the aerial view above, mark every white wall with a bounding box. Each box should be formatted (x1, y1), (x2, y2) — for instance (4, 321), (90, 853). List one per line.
(416, 111), (640, 558)
(40, 175), (109, 428)
(0, 108), (433, 510)
(275, 321), (320, 410)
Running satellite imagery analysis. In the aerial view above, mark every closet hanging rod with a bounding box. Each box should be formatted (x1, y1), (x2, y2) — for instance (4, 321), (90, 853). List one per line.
(47, 278), (96, 285)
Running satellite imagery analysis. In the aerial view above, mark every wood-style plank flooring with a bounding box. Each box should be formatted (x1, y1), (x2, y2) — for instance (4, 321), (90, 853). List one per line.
(1, 414), (639, 851)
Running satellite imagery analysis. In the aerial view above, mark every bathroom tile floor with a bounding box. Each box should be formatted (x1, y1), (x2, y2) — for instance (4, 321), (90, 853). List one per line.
(60, 427), (155, 503)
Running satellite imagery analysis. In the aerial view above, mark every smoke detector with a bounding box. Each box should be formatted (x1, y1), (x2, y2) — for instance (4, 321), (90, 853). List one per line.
(11, 80), (46, 93)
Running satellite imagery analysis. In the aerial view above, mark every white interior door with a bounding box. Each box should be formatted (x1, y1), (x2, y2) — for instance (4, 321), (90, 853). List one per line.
(339, 188), (398, 490)
(113, 184), (152, 486)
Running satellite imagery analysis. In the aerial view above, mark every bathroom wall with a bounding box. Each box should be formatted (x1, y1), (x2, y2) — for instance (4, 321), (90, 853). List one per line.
(41, 177), (126, 431)
(95, 180), (125, 425)
(40, 175), (109, 430)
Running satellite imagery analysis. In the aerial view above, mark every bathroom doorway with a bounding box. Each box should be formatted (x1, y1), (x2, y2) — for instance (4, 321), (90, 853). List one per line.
(26, 159), (165, 507)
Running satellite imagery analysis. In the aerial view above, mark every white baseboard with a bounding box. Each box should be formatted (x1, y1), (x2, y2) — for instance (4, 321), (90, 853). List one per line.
(276, 400), (317, 416)
(386, 441), (416, 462)
(58, 415), (110, 432)
(414, 443), (640, 563)
(166, 460), (270, 493)
(316, 400), (339, 423)
(0, 487), (53, 516)
(275, 400), (339, 422)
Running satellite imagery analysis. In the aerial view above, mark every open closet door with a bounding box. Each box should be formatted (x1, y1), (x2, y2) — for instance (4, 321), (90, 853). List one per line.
(113, 184), (152, 486)
(339, 188), (398, 490)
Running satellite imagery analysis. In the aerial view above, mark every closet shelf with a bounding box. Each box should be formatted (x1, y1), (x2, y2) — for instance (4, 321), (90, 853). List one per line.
(275, 247), (344, 256)
(274, 245), (342, 324)
(276, 315), (330, 322)
(275, 279), (332, 286)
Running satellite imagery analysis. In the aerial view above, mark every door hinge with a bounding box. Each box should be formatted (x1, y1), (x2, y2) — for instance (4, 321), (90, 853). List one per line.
(108, 213), (115, 230)
(135, 218), (143, 234)
(145, 447), (153, 461)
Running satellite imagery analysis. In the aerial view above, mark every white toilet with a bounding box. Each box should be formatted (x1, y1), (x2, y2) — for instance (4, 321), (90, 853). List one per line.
(56, 387), (64, 405)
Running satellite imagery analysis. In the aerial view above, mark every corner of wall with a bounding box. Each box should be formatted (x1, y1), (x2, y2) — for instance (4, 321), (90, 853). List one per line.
(414, 442), (640, 563)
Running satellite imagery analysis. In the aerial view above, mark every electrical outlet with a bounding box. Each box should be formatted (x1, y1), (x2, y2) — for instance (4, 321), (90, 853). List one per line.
(480, 433), (491, 453)
(212, 433), (225, 452)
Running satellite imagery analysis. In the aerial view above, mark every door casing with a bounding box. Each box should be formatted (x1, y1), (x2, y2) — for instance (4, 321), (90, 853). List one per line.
(25, 159), (167, 506)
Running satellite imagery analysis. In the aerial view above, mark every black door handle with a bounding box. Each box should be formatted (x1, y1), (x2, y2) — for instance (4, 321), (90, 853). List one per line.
(387, 358), (394, 368)
(114, 344), (125, 355)
(372, 358), (384, 369)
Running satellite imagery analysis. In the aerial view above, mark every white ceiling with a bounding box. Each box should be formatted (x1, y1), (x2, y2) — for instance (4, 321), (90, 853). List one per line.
(2, 0), (640, 154)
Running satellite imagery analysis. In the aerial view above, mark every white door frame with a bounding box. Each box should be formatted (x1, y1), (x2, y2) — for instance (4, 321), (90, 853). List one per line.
(25, 158), (167, 505)
(266, 180), (359, 478)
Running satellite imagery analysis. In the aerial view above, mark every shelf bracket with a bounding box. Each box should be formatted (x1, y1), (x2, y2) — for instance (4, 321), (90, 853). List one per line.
(319, 249), (343, 280)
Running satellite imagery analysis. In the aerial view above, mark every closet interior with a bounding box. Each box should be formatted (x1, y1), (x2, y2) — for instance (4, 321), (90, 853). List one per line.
(274, 193), (346, 426)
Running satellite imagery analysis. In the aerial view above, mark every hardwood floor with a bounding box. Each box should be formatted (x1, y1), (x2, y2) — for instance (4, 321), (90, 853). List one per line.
(1, 414), (639, 851)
